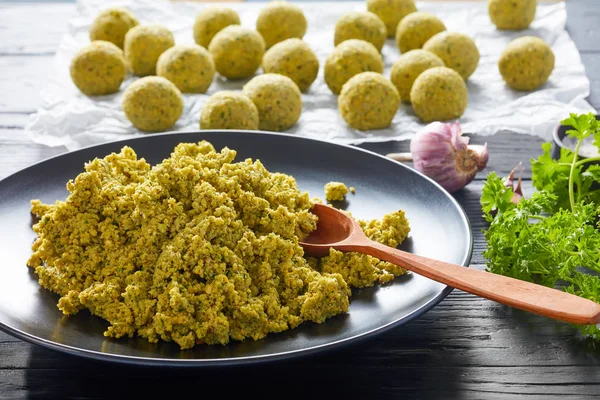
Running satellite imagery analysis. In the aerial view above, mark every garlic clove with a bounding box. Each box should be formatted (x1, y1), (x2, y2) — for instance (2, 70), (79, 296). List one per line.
(504, 162), (522, 188)
(408, 121), (489, 193)
(470, 143), (489, 171)
(511, 166), (525, 204)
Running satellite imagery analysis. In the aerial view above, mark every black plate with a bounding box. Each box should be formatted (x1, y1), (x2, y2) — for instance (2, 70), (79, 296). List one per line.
(0, 131), (472, 366)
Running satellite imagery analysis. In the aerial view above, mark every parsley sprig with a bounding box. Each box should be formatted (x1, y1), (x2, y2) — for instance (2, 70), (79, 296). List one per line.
(481, 112), (600, 340)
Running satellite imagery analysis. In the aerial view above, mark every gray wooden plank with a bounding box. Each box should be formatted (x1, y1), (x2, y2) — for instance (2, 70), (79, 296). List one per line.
(581, 52), (600, 110)
(0, 55), (55, 114)
(0, 368), (597, 399)
(566, 0), (600, 54)
(1, 344), (598, 397)
(0, 129), (66, 180)
(0, 114), (31, 130)
(0, 3), (70, 55)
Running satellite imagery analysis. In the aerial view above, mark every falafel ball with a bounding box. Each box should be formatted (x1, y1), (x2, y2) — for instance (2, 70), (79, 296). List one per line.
(200, 91), (259, 130)
(89, 7), (139, 49)
(488, 0), (537, 30)
(157, 44), (215, 93)
(366, 0), (417, 38)
(423, 31), (479, 80)
(242, 74), (302, 131)
(193, 7), (241, 48)
(334, 11), (387, 52)
(209, 26), (265, 79)
(338, 72), (400, 131)
(498, 36), (554, 91)
(121, 76), (183, 132)
(256, 1), (307, 49)
(70, 41), (127, 96)
(390, 49), (445, 103)
(262, 38), (319, 92)
(395, 12), (446, 53)
(324, 39), (384, 95)
(410, 66), (468, 122)
(124, 24), (175, 77)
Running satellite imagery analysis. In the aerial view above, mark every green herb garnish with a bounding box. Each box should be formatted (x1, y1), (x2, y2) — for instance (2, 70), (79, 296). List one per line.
(481, 112), (600, 340)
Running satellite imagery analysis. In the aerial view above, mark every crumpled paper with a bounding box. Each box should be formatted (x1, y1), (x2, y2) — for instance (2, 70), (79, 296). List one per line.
(26, 0), (595, 151)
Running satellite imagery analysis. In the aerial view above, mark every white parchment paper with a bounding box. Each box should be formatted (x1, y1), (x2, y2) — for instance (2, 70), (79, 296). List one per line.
(25, 0), (595, 150)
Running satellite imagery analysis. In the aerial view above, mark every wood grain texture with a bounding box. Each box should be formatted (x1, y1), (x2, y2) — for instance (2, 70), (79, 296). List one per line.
(566, 0), (600, 54)
(0, 129), (66, 179)
(580, 52), (600, 109)
(0, 3), (70, 55)
(0, 56), (55, 114)
(0, 0), (599, 398)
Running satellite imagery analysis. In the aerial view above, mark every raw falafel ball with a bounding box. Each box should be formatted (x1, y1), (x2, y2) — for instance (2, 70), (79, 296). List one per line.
(262, 38), (319, 92)
(390, 49), (445, 103)
(256, 1), (307, 49)
(89, 7), (139, 49)
(395, 12), (446, 53)
(70, 41), (127, 96)
(324, 39), (384, 95)
(124, 24), (175, 77)
(498, 36), (554, 91)
(242, 73), (302, 131)
(121, 76), (183, 132)
(193, 7), (241, 48)
(209, 25), (265, 79)
(410, 66), (468, 122)
(423, 32), (479, 80)
(157, 44), (215, 93)
(366, 0), (417, 38)
(334, 11), (387, 52)
(488, 0), (537, 30)
(200, 91), (259, 130)
(338, 72), (400, 130)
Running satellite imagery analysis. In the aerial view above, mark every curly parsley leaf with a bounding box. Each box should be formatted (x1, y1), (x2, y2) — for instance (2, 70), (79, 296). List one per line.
(561, 112), (598, 142)
(531, 118), (600, 213)
(531, 142), (573, 212)
(484, 199), (600, 289)
(482, 112), (600, 343)
(481, 172), (514, 221)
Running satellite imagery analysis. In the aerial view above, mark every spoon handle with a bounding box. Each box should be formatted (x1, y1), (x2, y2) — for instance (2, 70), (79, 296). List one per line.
(355, 240), (600, 325)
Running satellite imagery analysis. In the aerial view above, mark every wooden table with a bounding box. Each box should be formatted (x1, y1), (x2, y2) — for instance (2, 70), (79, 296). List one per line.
(0, 1), (599, 398)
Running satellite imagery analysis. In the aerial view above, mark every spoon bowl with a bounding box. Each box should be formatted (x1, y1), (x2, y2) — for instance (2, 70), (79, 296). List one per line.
(300, 204), (600, 325)
(300, 203), (359, 256)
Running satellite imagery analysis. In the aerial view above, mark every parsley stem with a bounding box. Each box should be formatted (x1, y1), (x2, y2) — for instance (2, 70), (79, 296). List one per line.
(569, 138), (583, 211)
(574, 156), (600, 168)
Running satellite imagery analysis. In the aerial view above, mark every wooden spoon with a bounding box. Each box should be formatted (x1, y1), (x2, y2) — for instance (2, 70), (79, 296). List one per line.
(300, 204), (600, 325)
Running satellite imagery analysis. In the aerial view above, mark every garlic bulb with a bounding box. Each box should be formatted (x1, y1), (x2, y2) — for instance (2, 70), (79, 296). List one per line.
(395, 122), (489, 193)
(505, 162), (524, 204)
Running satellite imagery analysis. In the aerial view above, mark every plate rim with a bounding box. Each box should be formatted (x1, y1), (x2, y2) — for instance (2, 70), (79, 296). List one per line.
(0, 129), (473, 367)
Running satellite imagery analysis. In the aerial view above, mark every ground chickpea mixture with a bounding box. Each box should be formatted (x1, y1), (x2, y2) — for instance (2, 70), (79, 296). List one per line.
(324, 181), (349, 202)
(28, 142), (410, 349)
